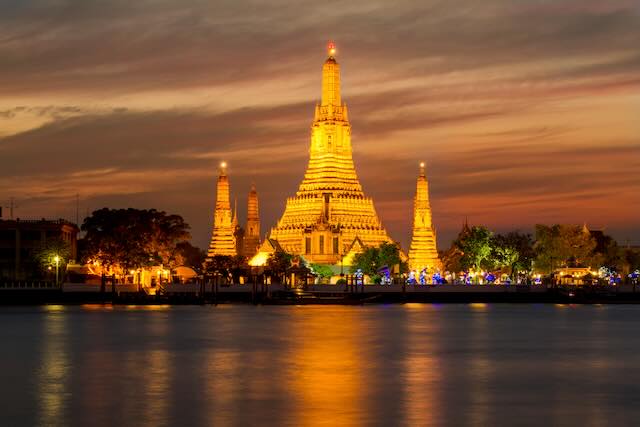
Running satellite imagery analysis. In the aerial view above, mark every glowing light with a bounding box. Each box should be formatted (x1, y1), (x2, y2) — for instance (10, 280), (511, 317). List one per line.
(420, 162), (425, 168)
(327, 41), (336, 56)
(220, 161), (227, 169)
(249, 251), (269, 266)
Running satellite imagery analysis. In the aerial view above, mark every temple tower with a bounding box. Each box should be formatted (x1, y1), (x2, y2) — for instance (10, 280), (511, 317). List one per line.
(207, 162), (237, 257)
(243, 184), (261, 258)
(265, 42), (393, 264)
(408, 162), (441, 272)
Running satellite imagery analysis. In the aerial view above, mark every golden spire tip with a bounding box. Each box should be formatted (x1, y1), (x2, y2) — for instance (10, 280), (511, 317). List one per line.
(327, 41), (336, 57)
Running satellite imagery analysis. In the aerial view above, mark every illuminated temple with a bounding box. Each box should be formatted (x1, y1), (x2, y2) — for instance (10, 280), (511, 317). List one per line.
(207, 162), (237, 257)
(255, 42), (394, 265)
(408, 162), (441, 273)
(242, 184), (261, 258)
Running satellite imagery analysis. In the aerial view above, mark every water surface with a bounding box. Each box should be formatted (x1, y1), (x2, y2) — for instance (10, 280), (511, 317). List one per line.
(1, 304), (639, 426)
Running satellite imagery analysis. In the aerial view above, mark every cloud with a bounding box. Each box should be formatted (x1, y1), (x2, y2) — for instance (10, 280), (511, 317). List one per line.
(1, 0), (639, 249)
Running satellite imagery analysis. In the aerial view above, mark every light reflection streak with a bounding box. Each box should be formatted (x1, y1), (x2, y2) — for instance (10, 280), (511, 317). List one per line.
(285, 307), (367, 427)
(468, 306), (491, 426)
(37, 311), (69, 425)
(404, 308), (440, 426)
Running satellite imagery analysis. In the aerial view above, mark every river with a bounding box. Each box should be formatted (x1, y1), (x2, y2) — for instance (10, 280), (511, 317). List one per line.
(1, 304), (639, 426)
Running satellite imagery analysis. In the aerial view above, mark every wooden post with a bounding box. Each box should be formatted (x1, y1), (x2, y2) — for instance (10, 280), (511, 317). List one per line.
(214, 274), (218, 305)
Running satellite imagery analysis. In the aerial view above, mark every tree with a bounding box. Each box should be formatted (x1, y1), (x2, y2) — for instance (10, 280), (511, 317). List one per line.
(229, 255), (248, 284)
(441, 245), (463, 273)
(204, 255), (233, 283)
(266, 250), (293, 283)
(80, 208), (191, 274)
(351, 242), (404, 277)
(455, 226), (494, 271)
(32, 237), (72, 278)
(175, 241), (206, 271)
(492, 232), (534, 277)
(534, 224), (598, 274)
(311, 263), (334, 283)
(442, 224), (472, 273)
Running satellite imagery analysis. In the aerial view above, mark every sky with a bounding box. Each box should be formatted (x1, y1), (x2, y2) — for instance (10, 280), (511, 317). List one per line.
(0, 0), (639, 250)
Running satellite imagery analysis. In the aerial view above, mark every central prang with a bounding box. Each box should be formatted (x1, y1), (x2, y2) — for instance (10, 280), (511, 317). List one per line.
(259, 43), (394, 265)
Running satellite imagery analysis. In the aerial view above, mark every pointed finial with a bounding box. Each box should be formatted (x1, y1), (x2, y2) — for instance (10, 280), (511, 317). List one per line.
(232, 198), (238, 226)
(327, 41), (336, 57)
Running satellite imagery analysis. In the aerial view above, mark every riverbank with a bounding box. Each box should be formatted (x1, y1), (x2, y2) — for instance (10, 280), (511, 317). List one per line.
(1, 282), (639, 304)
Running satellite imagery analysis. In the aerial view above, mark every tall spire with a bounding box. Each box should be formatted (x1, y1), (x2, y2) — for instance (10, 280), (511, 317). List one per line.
(321, 41), (341, 107)
(207, 161), (236, 257)
(409, 161), (441, 273)
(232, 197), (238, 228)
(262, 42), (394, 265)
(243, 183), (261, 257)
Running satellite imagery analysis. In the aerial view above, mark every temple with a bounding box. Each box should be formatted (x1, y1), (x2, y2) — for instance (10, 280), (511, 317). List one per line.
(242, 184), (261, 258)
(254, 42), (393, 265)
(408, 162), (441, 273)
(207, 162), (237, 257)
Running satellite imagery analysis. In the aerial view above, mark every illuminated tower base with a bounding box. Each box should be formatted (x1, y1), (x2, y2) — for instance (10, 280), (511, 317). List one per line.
(207, 162), (237, 257)
(408, 162), (441, 273)
(265, 43), (393, 264)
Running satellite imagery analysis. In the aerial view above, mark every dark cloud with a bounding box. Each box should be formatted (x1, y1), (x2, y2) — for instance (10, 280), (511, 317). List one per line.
(1, 0), (639, 94)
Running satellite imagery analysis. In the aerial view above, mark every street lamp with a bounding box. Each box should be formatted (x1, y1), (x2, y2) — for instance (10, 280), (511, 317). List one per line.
(53, 255), (60, 286)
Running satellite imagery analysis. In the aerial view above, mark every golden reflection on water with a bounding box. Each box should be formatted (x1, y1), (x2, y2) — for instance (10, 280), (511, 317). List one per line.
(81, 303), (113, 311)
(404, 306), (440, 426)
(139, 349), (170, 427)
(468, 305), (491, 427)
(125, 304), (172, 311)
(37, 311), (69, 424)
(284, 307), (368, 427)
(206, 349), (240, 426)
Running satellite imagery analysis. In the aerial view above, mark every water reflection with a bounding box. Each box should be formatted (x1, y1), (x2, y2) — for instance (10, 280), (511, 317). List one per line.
(37, 309), (70, 426)
(403, 305), (441, 426)
(2, 304), (638, 427)
(284, 307), (367, 426)
(467, 306), (491, 427)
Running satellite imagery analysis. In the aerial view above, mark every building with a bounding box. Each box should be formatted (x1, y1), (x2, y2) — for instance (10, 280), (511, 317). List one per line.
(408, 162), (441, 273)
(207, 162), (237, 257)
(242, 184), (261, 258)
(255, 42), (394, 265)
(0, 218), (78, 280)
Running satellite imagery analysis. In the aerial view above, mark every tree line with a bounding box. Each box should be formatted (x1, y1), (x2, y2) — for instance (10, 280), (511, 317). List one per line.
(442, 224), (639, 277)
(30, 207), (638, 283)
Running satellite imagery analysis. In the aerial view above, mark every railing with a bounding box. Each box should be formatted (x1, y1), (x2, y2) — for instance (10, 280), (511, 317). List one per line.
(0, 281), (58, 289)
(0, 218), (75, 225)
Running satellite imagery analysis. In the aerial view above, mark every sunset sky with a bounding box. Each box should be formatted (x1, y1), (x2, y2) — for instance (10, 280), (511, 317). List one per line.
(1, 0), (639, 250)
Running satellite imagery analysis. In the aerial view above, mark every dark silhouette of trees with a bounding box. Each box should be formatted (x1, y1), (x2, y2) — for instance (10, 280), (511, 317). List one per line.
(266, 250), (293, 284)
(175, 241), (206, 272)
(80, 208), (191, 273)
(32, 237), (72, 278)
